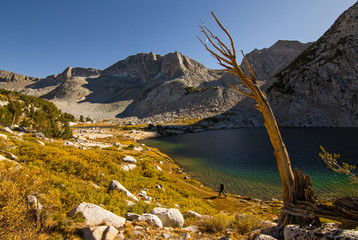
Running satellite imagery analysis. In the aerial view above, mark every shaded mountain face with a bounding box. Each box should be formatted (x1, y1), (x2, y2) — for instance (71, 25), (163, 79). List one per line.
(267, 2), (358, 126)
(240, 40), (312, 81)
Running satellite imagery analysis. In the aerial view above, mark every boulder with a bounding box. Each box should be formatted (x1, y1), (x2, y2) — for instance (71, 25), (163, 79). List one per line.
(138, 214), (163, 228)
(284, 224), (358, 240)
(150, 207), (184, 228)
(122, 155), (137, 164)
(107, 180), (138, 202)
(255, 234), (277, 240)
(81, 226), (119, 240)
(33, 132), (45, 138)
(69, 202), (125, 228)
(121, 164), (137, 171)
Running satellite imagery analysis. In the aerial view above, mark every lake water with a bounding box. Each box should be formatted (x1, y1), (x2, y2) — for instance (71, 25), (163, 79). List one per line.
(144, 128), (358, 200)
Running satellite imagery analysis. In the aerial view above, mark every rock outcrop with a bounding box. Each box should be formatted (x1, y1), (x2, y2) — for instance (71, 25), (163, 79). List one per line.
(240, 40), (312, 81)
(0, 70), (39, 82)
(284, 224), (358, 240)
(107, 180), (139, 202)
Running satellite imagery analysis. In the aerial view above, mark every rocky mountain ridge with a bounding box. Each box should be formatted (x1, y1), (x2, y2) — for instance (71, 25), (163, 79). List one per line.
(0, 42), (308, 123)
(240, 40), (312, 81)
(0, 3), (357, 126)
(267, 2), (358, 127)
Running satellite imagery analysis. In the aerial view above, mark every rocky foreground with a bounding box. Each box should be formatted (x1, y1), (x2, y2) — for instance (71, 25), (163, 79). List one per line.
(1, 124), (357, 240)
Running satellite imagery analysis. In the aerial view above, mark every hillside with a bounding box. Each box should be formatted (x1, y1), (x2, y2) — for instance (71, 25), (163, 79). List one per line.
(0, 89), (73, 138)
(240, 40), (312, 81)
(0, 124), (280, 239)
(267, 2), (358, 127)
(0, 45), (308, 124)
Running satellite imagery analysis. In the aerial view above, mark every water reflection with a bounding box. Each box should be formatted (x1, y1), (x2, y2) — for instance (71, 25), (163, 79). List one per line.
(144, 128), (358, 200)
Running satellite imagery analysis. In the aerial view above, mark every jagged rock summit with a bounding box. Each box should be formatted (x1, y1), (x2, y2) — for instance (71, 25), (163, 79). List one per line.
(268, 2), (358, 127)
(240, 40), (312, 81)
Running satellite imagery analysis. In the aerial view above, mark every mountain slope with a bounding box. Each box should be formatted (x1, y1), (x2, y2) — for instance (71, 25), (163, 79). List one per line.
(240, 40), (312, 81)
(267, 2), (358, 126)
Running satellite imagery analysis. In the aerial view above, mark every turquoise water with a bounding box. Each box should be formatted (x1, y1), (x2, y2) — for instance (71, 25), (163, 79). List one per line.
(144, 128), (358, 200)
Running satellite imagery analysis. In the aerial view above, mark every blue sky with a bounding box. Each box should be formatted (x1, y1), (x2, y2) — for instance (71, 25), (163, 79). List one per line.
(1, 0), (356, 78)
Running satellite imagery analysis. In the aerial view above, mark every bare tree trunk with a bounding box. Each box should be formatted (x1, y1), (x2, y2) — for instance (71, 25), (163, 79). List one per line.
(254, 90), (295, 204)
(198, 11), (357, 229)
(198, 13), (295, 204)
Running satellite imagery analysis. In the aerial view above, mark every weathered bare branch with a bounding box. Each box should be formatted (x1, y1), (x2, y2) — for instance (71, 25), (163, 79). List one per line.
(227, 83), (254, 99)
(211, 12), (237, 57)
(241, 50), (257, 84)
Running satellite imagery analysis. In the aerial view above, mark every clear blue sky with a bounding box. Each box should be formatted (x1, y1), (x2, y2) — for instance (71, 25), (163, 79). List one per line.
(1, 0), (356, 78)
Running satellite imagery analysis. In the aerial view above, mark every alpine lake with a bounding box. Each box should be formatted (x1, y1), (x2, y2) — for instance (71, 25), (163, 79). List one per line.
(143, 128), (358, 200)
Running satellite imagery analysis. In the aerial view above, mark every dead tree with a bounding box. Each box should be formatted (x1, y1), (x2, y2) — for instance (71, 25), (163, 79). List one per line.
(198, 12), (316, 227)
(198, 12), (358, 229)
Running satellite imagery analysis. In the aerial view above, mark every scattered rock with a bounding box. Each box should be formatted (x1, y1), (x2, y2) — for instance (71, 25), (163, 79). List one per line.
(180, 232), (191, 240)
(26, 195), (43, 211)
(255, 234), (277, 240)
(1, 127), (13, 134)
(218, 236), (231, 240)
(0, 133), (7, 139)
(33, 132), (45, 138)
(124, 200), (135, 207)
(138, 214), (163, 228)
(151, 207), (184, 228)
(69, 202), (125, 228)
(121, 164), (137, 171)
(155, 165), (163, 171)
(122, 155), (137, 164)
(284, 224), (358, 240)
(183, 210), (202, 219)
(157, 184), (165, 191)
(1, 151), (17, 160)
(107, 180), (139, 202)
(36, 140), (45, 146)
(26, 195), (42, 224)
(134, 146), (143, 151)
(181, 225), (199, 233)
(162, 233), (173, 239)
(81, 226), (119, 240)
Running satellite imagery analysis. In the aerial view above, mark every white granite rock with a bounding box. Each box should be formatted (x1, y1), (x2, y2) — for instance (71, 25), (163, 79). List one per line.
(151, 207), (184, 228)
(69, 202), (125, 228)
(107, 180), (138, 202)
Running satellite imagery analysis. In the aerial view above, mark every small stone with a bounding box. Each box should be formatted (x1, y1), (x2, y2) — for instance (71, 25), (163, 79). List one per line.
(81, 226), (118, 240)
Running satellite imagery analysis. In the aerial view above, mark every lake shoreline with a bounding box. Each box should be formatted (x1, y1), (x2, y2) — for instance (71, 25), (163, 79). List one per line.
(143, 127), (358, 200)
